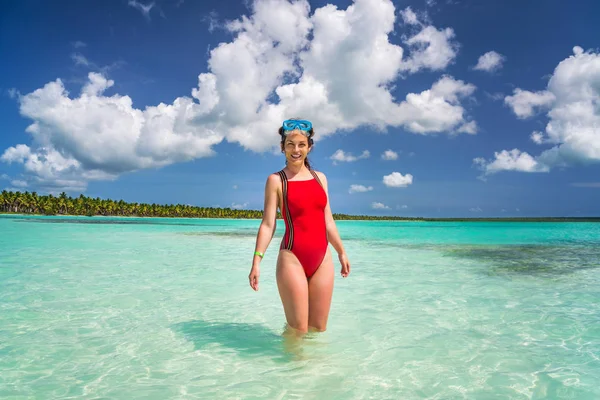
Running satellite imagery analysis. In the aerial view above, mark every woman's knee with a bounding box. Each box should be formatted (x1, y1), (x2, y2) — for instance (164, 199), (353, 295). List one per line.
(286, 321), (308, 335)
(308, 322), (327, 332)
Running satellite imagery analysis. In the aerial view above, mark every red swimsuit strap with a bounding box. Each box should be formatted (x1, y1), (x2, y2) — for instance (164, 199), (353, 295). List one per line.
(277, 170), (293, 250)
(309, 169), (324, 189)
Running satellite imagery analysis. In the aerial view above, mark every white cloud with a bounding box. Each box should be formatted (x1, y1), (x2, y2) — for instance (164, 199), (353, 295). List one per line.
(1, 144), (31, 164)
(372, 202), (390, 209)
(383, 171), (413, 187)
(473, 51), (505, 72)
(82, 73), (115, 96)
(128, 0), (155, 20)
(473, 149), (549, 175)
(381, 149), (398, 160)
(394, 75), (476, 134)
(397, 204), (408, 209)
(1, 73), (222, 192)
(504, 88), (555, 119)
(478, 46), (600, 175)
(3, 0), (476, 192)
(10, 180), (28, 188)
(349, 184), (373, 193)
(457, 120), (477, 134)
(469, 206), (482, 213)
(202, 11), (221, 33)
(400, 7), (419, 25)
(1, 144), (112, 192)
(330, 149), (370, 163)
(530, 131), (544, 144)
(71, 53), (90, 67)
(231, 202), (249, 209)
(232, 184), (238, 189)
(398, 9), (458, 74)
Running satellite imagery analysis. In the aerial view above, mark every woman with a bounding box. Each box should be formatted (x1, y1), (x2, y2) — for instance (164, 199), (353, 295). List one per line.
(248, 119), (351, 335)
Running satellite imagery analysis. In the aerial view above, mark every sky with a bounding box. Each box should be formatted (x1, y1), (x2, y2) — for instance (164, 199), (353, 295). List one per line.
(1, 0), (600, 218)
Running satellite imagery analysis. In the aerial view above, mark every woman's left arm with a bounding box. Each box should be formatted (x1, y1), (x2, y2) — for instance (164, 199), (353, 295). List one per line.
(318, 172), (351, 277)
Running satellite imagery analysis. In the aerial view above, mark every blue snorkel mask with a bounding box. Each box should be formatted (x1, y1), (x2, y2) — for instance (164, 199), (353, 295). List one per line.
(282, 119), (312, 135)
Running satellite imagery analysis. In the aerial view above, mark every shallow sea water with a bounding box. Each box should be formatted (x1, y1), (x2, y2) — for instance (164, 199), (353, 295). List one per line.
(1, 215), (599, 399)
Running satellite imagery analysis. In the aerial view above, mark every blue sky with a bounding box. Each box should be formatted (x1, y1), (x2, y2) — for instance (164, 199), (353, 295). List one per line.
(1, 0), (599, 217)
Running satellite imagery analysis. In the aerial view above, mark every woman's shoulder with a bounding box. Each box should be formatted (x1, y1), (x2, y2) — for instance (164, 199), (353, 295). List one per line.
(312, 170), (328, 183)
(266, 171), (283, 186)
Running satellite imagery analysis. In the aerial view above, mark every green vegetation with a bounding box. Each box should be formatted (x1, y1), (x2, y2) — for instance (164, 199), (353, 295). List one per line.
(1, 190), (599, 222)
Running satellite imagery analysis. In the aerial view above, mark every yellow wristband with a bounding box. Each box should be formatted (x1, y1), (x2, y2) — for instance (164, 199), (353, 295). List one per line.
(254, 251), (264, 258)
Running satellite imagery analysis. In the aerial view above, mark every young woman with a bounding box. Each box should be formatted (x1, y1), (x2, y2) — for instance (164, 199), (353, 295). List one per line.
(248, 119), (351, 335)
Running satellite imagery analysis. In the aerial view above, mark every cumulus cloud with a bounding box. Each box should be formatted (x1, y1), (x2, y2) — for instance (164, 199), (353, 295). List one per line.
(3, 0), (476, 192)
(504, 88), (555, 119)
(381, 149), (398, 160)
(383, 171), (413, 187)
(473, 149), (549, 175)
(372, 202), (390, 209)
(349, 184), (373, 193)
(0, 144), (113, 192)
(397, 9), (459, 73)
(395, 75), (476, 134)
(331, 149), (370, 163)
(477, 46), (600, 175)
(530, 131), (544, 144)
(473, 51), (505, 72)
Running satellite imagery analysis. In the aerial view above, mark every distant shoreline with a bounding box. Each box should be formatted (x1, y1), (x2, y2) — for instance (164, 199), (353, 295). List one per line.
(2, 212), (599, 223)
(2, 191), (599, 222)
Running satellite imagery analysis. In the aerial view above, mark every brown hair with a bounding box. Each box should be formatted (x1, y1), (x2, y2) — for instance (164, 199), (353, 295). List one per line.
(279, 123), (315, 170)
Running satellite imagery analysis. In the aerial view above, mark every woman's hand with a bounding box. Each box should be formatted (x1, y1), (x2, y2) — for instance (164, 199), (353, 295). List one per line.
(248, 266), (260, 291)
(338, 252), (351, 278)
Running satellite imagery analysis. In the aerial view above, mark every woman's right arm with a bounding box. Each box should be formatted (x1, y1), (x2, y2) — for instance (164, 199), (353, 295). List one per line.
(249, 174), (279, 291)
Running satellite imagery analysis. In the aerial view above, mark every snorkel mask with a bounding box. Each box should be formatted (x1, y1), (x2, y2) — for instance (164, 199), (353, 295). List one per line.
(282, 119), (312, 136)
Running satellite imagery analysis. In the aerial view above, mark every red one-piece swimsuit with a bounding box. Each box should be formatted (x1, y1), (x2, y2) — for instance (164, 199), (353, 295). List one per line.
(278, 169), (328, 278)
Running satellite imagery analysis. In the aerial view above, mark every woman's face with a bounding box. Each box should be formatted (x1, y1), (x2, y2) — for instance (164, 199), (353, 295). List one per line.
(283, 131), (310, 165)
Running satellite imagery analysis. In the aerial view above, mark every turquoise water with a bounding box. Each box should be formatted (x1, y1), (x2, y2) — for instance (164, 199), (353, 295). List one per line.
(1, 215), (599, 399)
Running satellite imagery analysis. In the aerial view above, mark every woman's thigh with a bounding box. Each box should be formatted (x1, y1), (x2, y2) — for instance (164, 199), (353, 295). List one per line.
(276, 250), (309, 333)
(307, 248), (335, 331)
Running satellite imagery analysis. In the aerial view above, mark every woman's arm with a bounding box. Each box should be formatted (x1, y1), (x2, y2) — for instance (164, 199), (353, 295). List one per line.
(318, 171), (346, 256)
(318, 171), (350, 277)
(249, 174), (279, 290)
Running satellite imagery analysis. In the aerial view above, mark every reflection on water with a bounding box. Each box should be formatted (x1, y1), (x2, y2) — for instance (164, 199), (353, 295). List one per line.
(444, 244), (600, 277)
(171, 320), (326, 363)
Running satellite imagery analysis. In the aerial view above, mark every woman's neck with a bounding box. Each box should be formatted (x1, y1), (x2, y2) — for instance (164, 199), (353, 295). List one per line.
(285, 164), (307, 176)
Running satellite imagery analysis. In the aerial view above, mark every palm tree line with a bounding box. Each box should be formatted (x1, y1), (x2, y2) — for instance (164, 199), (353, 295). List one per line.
(3, 190), (597, 222)
(0, 190), (420, 220)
